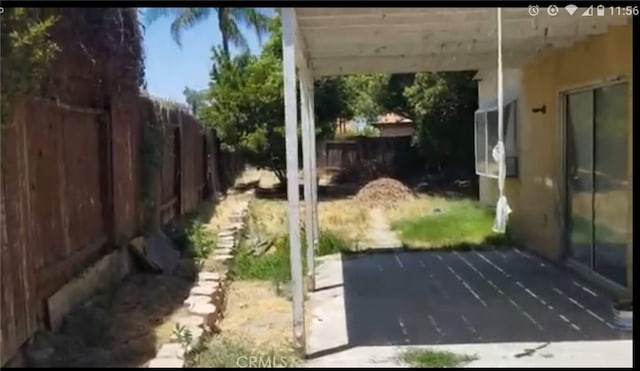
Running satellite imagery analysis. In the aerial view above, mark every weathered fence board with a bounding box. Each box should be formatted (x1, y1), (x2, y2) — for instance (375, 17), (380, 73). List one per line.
(0, 96), (243, 365)
(317, 136), (421, 182)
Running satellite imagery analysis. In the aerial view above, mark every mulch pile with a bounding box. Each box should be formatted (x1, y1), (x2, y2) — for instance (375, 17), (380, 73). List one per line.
(354, 177), (415, 209)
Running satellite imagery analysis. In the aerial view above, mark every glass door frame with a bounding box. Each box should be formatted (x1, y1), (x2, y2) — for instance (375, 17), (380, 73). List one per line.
(558, 77), (631, 295)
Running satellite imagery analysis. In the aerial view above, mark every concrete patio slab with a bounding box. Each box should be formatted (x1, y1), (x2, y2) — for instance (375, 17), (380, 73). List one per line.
(306, 247), (632, 367)
(304, 340), (633, 368)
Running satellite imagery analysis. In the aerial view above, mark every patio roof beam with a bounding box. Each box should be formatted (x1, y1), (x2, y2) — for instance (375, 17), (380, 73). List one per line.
(307, 22), (615, 45)
(296, 7), (534, 18)
(311, 38), (576, 59)
(299, 14), (538, 29)
(292, 8), (312, 73)
(299, 12), (626, 30)
(311, 51), (535, 76)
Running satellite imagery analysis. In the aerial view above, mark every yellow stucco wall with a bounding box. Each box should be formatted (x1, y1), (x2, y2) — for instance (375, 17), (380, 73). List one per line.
(513, 23), (632, 289)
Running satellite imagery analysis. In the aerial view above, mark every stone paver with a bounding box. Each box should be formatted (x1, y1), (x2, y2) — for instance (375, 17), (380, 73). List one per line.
(218, 230), (235, 238)
(176, 315), (206, 328)
(147, 192), (251, 368)
(217, 241), (235, 249)
(148, 357), (183, 368)
(189, 282), (220, 296)
(188, 302), (217, 316)
(155, 343), (183, 359)
(213, 254), (233, 262)
(215, 247), (233, 256)
(198, 271), (222, 281)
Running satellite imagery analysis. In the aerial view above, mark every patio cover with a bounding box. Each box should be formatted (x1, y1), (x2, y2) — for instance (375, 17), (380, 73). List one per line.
(294, 7), (629, 76)
(280, 7), (631, 354)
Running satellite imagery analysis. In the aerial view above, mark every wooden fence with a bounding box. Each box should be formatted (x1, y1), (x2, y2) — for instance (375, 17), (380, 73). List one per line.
(316, 136), (422, 182)
(0, 96), (243, 365)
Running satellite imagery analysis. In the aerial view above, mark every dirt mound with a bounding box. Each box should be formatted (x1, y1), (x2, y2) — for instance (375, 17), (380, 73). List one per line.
(355, 178), (415, 209)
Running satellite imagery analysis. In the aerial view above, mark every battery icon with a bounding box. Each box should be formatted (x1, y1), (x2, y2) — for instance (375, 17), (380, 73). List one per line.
(596, 5), (605, 16)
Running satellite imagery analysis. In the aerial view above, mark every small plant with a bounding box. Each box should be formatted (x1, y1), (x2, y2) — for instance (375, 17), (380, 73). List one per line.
(173, 323), (193, 353)
(232, 235), (295, 285)
(399, 348), (477, 368)
(317, 229), (352, 256)
(187, 336), (297, 368)
(186, 219), (216, 268)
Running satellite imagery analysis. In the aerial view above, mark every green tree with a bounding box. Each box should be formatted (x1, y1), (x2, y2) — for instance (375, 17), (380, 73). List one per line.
(342, 74), (388, 122)
(404, 71), (478, 170)
(200, 16), (341, 185)
(183, 87), (207, 115)
(1, 8), (59, 127)
(144, 8), (270, 54)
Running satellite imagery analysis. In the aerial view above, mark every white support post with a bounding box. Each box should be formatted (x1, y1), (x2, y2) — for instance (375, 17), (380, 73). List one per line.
(300, 68), (315, 291)
(281, 7), (306, 355)
(308, 75), (319, 276)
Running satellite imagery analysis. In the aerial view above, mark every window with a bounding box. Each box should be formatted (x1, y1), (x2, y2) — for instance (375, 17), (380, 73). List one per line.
(474, 99), (518, 178)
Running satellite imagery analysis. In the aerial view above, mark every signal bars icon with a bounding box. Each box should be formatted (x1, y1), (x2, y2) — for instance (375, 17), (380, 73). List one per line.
(582, 6), (594, 16)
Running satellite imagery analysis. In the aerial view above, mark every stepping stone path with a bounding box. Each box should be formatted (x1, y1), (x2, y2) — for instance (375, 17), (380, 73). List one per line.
(366, 208), (402, 250)
(146, 199), (250, 368)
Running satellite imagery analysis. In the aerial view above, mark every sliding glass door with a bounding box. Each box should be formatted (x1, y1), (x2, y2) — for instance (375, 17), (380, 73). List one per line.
(565, 82), (630, 287)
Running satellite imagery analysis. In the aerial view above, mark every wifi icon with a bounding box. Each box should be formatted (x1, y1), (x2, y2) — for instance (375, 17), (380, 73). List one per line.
(565, 4), (578, 15)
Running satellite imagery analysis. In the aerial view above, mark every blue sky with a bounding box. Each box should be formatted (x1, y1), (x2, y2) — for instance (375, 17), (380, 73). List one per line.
(141, 8), (268, 103)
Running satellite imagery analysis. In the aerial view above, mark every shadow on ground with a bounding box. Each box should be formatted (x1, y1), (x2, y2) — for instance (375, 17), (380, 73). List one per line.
(255, 184), (361, 202)
(23, 176), (258, 367)
(25, 263), (197, 367)
(310, 246), (630, 356)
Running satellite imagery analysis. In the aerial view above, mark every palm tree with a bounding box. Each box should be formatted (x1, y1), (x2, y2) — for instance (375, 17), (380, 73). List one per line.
(144, 8), (270, 54)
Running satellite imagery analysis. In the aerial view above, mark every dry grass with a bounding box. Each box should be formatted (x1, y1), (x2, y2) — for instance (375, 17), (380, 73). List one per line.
(317, 200), (368, 243)
(249, 199), (288, 236)
(189, 281), (298, 367)
(218, 281), (292, 346)
(385, 195), (439, 223)
(248, 198), (368, 246)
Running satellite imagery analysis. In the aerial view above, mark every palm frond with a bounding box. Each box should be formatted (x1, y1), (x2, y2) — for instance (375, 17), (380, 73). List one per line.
(225, 21), (250, 53)
(170, 8), (210, 47)
(143, 8), (173, 26)
(231, 8), (271, 44)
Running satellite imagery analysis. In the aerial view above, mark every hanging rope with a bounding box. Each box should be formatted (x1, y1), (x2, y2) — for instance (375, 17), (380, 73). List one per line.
(493, 7), (512, 234)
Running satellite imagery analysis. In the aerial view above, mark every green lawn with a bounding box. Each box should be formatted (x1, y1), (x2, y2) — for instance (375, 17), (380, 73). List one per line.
(388, 197), (507, 249)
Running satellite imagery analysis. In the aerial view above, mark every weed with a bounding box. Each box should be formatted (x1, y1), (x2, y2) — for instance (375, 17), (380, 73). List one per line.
(185, 219), (216, 268)
(316, 229), (352, 256)
(232, 235), (299, 285)
(187, 336), (297, 368)
(399, 348), (477, 368)
(232, 228), (350, 285)
(173, 323), (193, 353)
